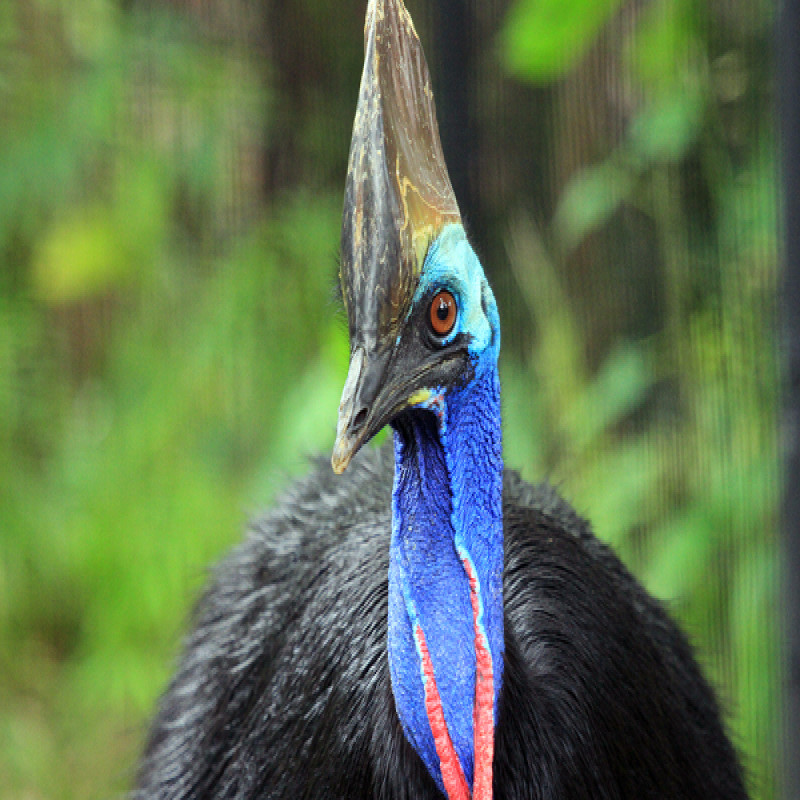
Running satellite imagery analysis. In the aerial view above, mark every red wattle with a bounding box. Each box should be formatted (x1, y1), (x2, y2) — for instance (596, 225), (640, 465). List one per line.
(415, 624), (471, 800)
(462, 557), (495, 800)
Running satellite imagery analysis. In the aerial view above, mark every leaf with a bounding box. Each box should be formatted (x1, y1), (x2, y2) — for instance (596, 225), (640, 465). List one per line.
(501, 0), (624, 81)
(554, 162), (633, 249)
(629, 91), (704, 163)
(33, 211), (128, 304)
(643, 508), (717, 601)
(565, 342), (652, 450)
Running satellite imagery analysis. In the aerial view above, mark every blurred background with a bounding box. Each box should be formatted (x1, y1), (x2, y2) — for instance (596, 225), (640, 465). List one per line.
(0, 0), (780, 797)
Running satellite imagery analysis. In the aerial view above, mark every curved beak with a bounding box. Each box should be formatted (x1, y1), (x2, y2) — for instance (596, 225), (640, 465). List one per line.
(332, 346), (387, 474)
(331, 334), (471, 474)
(332, 338), (407, 474)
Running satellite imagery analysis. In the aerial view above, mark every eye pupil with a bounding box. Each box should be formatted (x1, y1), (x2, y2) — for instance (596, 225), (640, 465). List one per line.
(429, 290), (456, 337)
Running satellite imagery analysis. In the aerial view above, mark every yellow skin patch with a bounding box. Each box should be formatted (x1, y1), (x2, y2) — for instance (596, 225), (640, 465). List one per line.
(408, 389), (432, 406)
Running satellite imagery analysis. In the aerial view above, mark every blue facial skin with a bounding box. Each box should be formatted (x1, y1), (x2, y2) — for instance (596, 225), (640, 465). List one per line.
(387, 224), (504, 794)
(415, 225), (499, 364)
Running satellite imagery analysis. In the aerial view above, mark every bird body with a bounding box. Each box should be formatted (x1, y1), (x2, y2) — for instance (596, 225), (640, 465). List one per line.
(136, 447), (746, 799)
(136, 1), (749, 797)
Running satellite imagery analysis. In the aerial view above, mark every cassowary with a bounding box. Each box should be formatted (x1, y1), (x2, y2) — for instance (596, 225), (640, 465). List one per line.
(135, 1), (748, 798)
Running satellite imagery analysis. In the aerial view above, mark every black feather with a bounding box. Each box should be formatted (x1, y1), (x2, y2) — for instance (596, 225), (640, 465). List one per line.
(135, 445), (747, 800)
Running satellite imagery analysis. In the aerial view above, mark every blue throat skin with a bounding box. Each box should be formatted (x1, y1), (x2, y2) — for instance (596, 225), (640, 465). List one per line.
(387, 224), (504, 796)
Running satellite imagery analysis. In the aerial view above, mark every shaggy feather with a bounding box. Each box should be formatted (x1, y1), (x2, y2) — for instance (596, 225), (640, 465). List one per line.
(135, 445), (747, 800)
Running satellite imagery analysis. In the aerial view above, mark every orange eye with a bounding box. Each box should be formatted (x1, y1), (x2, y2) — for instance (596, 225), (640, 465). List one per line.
(429, 290), (457, 337)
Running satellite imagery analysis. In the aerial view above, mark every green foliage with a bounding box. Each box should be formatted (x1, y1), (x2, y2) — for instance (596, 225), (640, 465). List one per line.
(0, 2), (343, 796)
(501, 0), (625, 80)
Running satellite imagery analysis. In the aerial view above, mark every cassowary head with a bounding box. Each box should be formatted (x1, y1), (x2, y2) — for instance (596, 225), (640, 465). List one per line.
(332, 0), (500, 475)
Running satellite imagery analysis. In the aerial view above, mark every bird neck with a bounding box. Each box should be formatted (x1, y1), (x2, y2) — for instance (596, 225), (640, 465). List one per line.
(389, 362), (503, 800)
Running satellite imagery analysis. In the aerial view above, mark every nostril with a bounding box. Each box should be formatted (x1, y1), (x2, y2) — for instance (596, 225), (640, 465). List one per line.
(352, 407), (368, 433)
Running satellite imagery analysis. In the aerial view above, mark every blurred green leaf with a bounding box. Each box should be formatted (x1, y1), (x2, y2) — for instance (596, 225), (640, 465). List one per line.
(644, 507), (717, 600)
(564, 342), (652, 451)
(33, 210), (128, 303)
(627, 0), (697, 94)
(553, 162), (633, 249)
(32, 155), (169, 303)
(629, 91), (704, 162)
(502, 0), (624, 80)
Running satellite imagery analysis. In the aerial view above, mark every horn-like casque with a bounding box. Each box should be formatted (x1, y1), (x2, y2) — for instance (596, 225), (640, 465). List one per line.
(340, 0), (461, 345)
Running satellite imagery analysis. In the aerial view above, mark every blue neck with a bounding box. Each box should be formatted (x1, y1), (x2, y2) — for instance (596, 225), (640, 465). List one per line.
(388, 362), (504, 796)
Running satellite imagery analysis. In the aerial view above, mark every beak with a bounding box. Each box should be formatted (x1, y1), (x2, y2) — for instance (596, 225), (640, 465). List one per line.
(332, 345), (392, 474)
(331, 331), (471, 474)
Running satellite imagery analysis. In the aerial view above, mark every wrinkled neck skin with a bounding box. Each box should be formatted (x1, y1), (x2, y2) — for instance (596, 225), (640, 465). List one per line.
(389, 351), (503, 799)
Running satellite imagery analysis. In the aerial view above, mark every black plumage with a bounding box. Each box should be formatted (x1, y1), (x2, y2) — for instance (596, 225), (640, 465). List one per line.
(135, 445), (747, 799)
